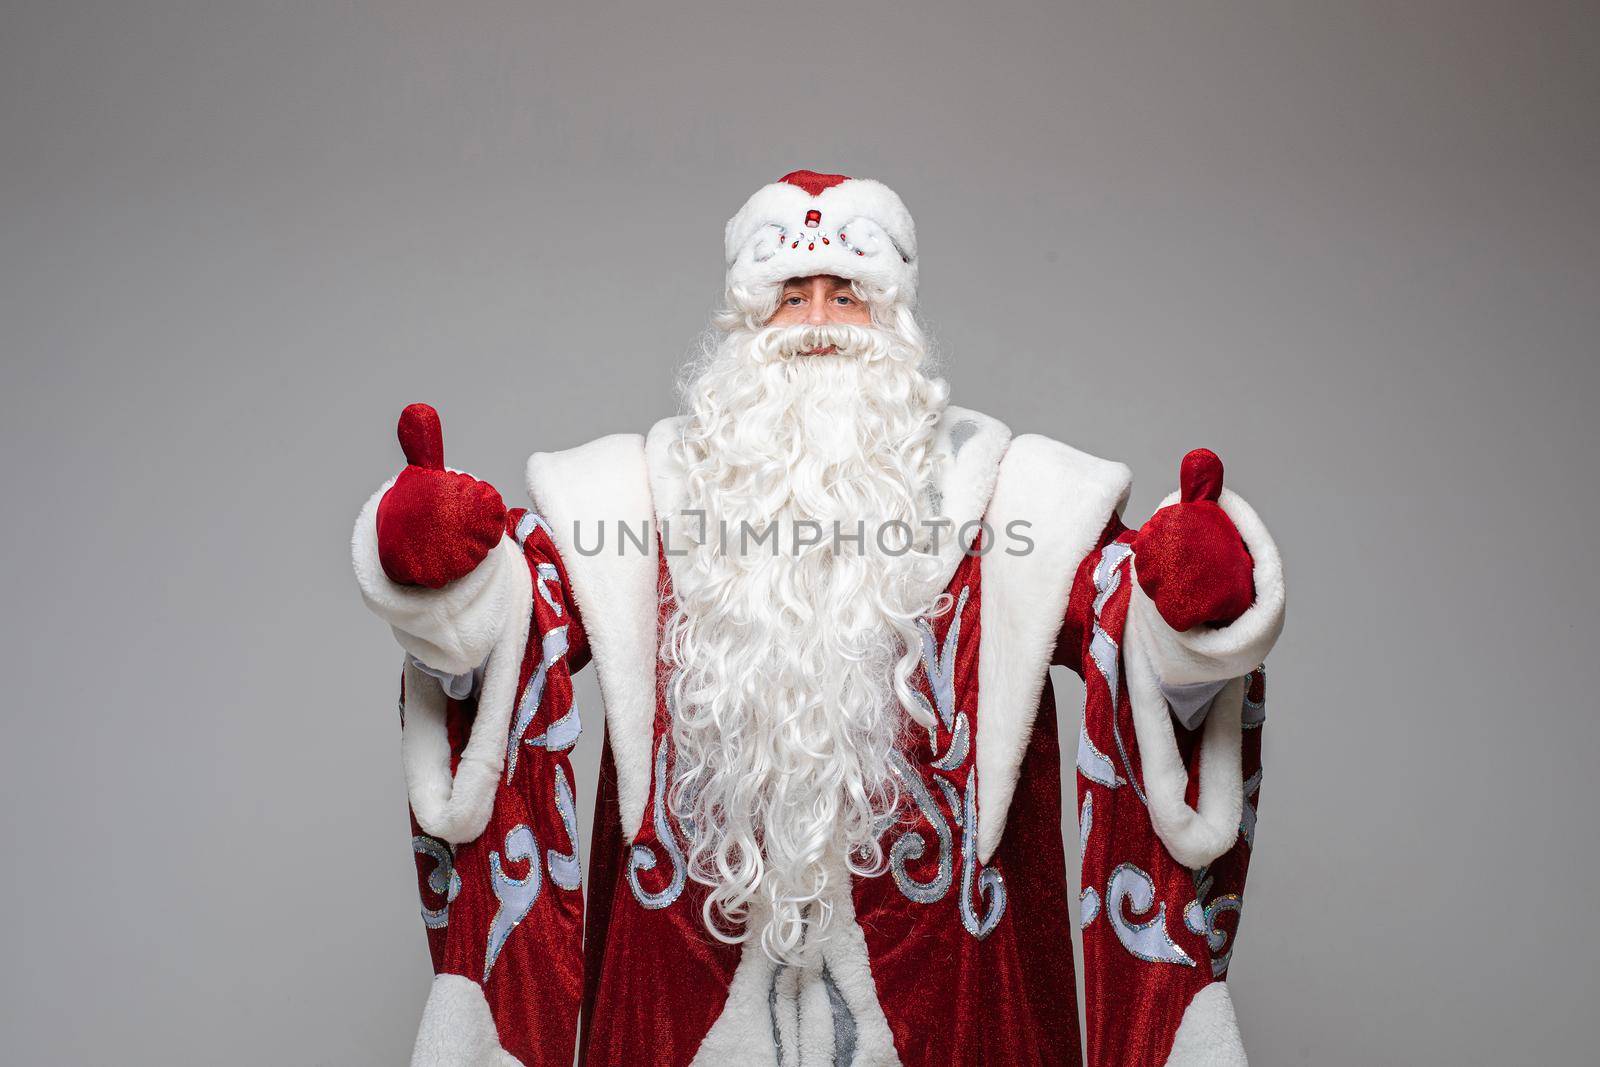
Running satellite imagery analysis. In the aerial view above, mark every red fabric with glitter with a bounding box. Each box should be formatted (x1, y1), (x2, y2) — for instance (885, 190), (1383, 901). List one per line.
(1069, 529), (1265, 1066)
(378, 404), (507, 588)
(1129, 449), (1255, 631)
(577, 554), (744, 1066)
(404, 508), (588, 1065)
(853, 553), (1083, 1065)
(577, 733), (623, 1064)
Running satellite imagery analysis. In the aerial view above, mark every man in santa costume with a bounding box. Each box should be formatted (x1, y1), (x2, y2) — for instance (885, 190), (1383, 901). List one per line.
(353, 170), (1285, 1066)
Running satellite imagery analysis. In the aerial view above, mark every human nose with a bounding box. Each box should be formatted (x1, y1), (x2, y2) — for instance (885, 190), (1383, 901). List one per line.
(805, 289), (830, 324)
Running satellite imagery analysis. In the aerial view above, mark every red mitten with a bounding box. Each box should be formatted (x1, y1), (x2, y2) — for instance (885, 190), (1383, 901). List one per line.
(375, 403), (507, 589)
(1131, 448), (1256, 631)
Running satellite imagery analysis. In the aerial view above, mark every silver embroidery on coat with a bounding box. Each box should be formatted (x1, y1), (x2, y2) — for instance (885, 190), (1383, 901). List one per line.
(936, 776), (963, 828)
(958, 766), (1006, 939)
(767, 959), (859, 1067)
(485, 824), (541, 979)
(1242, 670), (1266, 729)
(547, 764), (583, 891)
(1080, 886), (1101, 929)
(930, 711), (971, 772)
(527, 701), (582, 754)
(1240, 768), (1262, 849)
(626, 735), (689, 909)
(412, 834), (460, 930)
(1188, 865), (1246, 977)
(1076, 719), (1122, 789)
(1184, 892), (1244, 978)
(534, 561), (565, 617)
(1089, 543), (1148, 805)
(1093, 541), (1133, 614)
(513, 511), (554, 546)
(1077, 796), (1100, 928)
(888, 752), (954, 904)
(768, 964), (798, 1065)
(823, 964), (858, 1065)
(913, 585), (971, 740)
(1106, 862), (1195, 966)
(948, 418), (978, 457)
(506, 625), (570, 783)
(888, 586), (1005, 938)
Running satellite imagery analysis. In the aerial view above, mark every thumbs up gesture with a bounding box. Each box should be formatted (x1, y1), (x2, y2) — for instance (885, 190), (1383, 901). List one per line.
(375, 403), (507, 588)
(1131, 449), (1256, 631)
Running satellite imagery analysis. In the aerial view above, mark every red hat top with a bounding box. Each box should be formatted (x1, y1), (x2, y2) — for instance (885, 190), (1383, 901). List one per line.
(777, 170), (852, 196)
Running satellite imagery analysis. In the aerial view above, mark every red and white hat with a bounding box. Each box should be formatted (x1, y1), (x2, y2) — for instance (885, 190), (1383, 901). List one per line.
(724, 170), (919, 306)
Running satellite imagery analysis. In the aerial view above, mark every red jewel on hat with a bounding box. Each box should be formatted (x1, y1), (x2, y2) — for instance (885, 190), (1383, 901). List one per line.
(805, 209), (821, 228)
(808, 242), (815, 250)
(821, 237), (829, 245)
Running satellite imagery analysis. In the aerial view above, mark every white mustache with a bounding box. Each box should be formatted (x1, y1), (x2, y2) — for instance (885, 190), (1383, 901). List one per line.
(760, 323), (882, 361)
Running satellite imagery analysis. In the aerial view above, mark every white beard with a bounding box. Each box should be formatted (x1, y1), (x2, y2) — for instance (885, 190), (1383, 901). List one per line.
(665, 319), (950, 963)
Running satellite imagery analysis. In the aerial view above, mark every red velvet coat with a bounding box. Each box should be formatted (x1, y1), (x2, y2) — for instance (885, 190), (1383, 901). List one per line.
(355, 407), (1286, 1066)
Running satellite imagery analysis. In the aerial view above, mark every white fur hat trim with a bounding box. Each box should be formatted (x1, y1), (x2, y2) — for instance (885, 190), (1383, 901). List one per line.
(723, 170), (919, 305)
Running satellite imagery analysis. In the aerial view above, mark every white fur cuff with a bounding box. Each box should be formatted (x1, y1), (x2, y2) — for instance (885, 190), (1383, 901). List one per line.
(401, 553), (532, 844)
(1120, 488), (1282, 869)
(1128, 488), (1285, 689)
(1164, 982), (1248, 1066)
(352, 480), (521, 677)
(411, 974), (526, 1066)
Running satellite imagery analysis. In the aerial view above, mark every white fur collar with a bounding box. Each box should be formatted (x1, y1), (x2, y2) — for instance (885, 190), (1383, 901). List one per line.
(527, 408), (1011, 840)
(974, 436), (1132, 861)
(526, 434), (660, 839)
(524, 411), (1133, 860)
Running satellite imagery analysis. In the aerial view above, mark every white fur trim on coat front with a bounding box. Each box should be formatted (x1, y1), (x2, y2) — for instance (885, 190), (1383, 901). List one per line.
(924, 406), (1012, 588)
(525, 434), (660, 840)
(1123, 487), (1284, 869)
(1163, 982), (1248, 1066)
(975, 436), (1133, 862)
(690, 862), (900, 1066)
(411, 973), (525, 1066)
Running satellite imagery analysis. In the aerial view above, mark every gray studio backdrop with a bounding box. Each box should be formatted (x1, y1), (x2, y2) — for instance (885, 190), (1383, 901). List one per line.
(3, 2), (1596, 1063)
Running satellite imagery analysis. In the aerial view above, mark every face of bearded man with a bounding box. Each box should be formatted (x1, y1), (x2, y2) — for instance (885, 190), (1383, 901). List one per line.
(664, 299), (951, 965)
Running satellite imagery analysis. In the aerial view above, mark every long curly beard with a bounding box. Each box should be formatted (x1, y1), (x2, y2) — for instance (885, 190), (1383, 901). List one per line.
(664, 317), (949, 964)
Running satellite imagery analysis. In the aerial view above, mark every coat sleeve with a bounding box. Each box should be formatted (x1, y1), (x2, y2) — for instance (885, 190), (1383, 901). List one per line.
(1057, 489), (1283, 1067)
(356, 490), (592, 1066)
